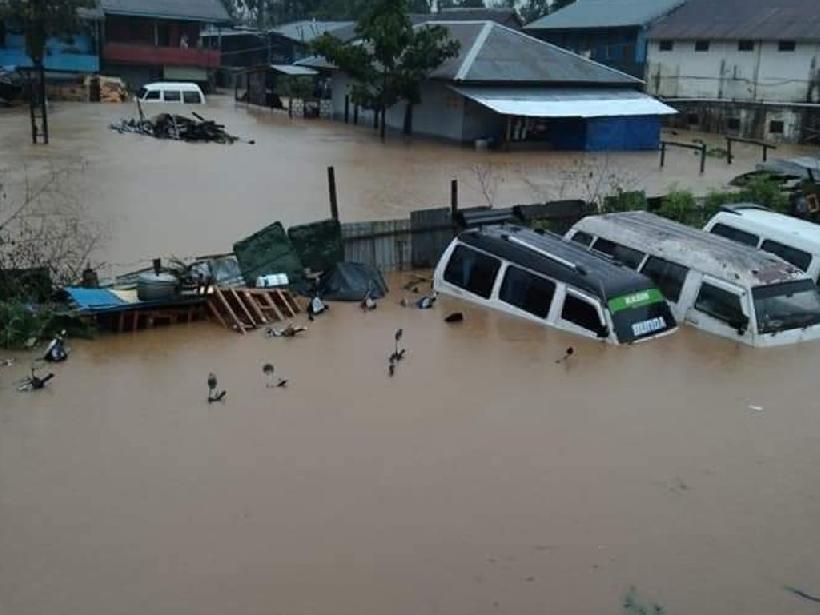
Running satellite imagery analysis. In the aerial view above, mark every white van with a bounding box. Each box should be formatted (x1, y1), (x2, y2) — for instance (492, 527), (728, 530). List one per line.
(136, 82), (206, 105)
(566, 211), (820, 347)
(433, 225), (678, 345)
(704, 204), (820, 282)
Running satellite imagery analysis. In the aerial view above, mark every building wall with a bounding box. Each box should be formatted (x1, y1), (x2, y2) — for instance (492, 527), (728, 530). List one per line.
(646, 39), (820, 103)
(0, 30), (99, 73)
(529, 27), (644, 78)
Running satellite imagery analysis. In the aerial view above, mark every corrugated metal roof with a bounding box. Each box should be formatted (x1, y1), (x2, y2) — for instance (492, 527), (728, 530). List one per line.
(648, 0), (820, 41)
(270, 63), (318, 76)
(294, 54), (336, 70)
(269, 20), (355, 43)
(428, 21), (640, 84)
(99, 0), (230, 22)
(433, 8), (523, 28)
(451, 86), (677, 117)
(525, 0), (685, 31)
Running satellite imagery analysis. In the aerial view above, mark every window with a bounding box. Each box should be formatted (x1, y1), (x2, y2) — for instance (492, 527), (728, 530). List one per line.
(695, 282), (745, 325)
(499, 266), (556, 318)
(570, 231), (594, 247)
(727, 117), (740, 131)
(443, 245), (501, 299)
(778, 40), (796, 52)
(760, 239), (812, 271)
(738, 40), (754, 52)
(694, 40), (710, 52)
(561, 293), (606, 335)
(183, 91), (202, 104)
(753, 280), (820, 333)
(591, 238), (645, 269)
(659, 40), (673, 52)
(709, 223), (759, 247)
(144, 89), (160, 100)
(641, 256), (688, 302)
(163, 90), (181, 102)
(769, 120), (784, 134)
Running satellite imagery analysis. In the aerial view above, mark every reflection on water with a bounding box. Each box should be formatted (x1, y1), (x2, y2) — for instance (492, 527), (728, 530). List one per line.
(2, 278), (820, 615)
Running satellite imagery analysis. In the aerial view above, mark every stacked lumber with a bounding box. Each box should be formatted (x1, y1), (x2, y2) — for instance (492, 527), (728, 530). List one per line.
(207, 287), (301, 333)
(98, 76), (128, 103)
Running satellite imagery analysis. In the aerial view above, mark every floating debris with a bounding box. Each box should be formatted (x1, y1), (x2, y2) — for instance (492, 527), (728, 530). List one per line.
(207, 372), (226, 403)
(555, 347), (575, 364)
(17, 368), (54, 392)
(110, 111), (239, 144)
(444, 312), (464, 323)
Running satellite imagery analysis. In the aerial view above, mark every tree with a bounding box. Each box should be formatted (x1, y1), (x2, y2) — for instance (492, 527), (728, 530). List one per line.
(550, 0), (576, 11)
(520, 0), (548, 23)
(314, 0), (459, 140)
(2, 0), (90, 144)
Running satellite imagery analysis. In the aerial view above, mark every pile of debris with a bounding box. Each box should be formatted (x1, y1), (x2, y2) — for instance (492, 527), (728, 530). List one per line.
(97, 76), (128, 103)
(110, 111), (239, 144)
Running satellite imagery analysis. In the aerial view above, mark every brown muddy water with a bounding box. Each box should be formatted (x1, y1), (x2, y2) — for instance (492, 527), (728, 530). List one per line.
(1, 99), (820, 614)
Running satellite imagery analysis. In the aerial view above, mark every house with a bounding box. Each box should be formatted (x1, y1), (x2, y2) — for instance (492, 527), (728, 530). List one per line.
(99, 0), (231, 89)
(524, 0), (685, 78)
(645, 0), (820, 143)
(325, 21), (676, 151)
(432, 8), (523, 30)
(267, 20), (356, 64)
(0, 7), (101, 74)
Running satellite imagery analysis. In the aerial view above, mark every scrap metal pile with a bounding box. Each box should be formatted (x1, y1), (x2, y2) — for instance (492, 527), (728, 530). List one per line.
(110, 111), (238, 144)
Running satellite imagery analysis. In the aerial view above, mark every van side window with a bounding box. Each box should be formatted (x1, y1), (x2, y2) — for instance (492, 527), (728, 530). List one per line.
(570, 231), (594, 247)
(183, 91), (202, 104)
(760, 239), (812, 271)
(499, 266), (556, 318)
(591, 238), (644, 269)
(443, 245), (501, 299)
(561, 293), (606, 335)
(641, 257), (688, 302)
(695, 283), (744, 324)
(145, 89), (160, 100)
(164, 90), (181, 102)
(709, 223), (759, 247)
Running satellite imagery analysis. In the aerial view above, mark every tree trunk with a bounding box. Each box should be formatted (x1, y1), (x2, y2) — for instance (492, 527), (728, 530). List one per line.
(403, 103), (414, 136)
(379, 105), (386, 141)
(39, 63), (48, 144)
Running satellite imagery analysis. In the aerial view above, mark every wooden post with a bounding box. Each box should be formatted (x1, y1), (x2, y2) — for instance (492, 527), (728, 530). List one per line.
(353, 104), (359, 125)
(344, 95), (349, 124)
(373, 109), (379, 129)
(763, 144), (769, 162)
(726, 137), (732, 165)
(504, 116), (512, 152)
(288, 97), (293, 119)
(152, 258), (161, 275)
(327, 166), (339, 221)
(659, 141), (666, 168)
(699, 143), (707, 175)
(450, 179), (459, 219)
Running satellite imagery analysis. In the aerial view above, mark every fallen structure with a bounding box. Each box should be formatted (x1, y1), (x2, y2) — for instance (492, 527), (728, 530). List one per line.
(110, 111), (239, 144)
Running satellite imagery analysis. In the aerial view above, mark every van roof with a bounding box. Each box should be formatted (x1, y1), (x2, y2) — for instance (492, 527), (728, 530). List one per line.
(713, 204), (820, 252)
(143, 82), (203, 90)
(459, 225), (658, 301)
(574, 211), (804, 287)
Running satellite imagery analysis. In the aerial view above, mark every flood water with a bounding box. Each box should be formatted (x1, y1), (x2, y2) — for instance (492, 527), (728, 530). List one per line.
(2, 99), (820, 614)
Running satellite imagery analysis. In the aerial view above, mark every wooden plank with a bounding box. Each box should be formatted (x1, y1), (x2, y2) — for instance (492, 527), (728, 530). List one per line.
(271, 290), (294, 317)
(242, 291), (267, 324)
(280, 290), (301, 314)
(207, 298), (229, 329)
(259, 292), (284, 321)
(215, 288), (246, 333)
(229, 289), (257, 327)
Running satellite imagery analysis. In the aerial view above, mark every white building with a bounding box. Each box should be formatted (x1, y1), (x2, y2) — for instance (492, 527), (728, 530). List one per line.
(644, 0), (820, 143)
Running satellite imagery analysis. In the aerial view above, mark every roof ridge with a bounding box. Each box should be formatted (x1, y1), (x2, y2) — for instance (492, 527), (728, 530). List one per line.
(493, 21), (642, 84)
(454, 21), (494, 81)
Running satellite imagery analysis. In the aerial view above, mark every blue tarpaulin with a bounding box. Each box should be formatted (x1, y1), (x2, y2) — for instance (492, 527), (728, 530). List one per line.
(65, 288), (128, 311)
(584, 116), (661, 151)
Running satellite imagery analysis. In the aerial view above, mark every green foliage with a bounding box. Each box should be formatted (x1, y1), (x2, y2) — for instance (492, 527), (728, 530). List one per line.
(521, 0), (549, 23)
(658, 187), (698, 225)
(314, 0), (459, 137)
(2, 0), (91, 65)
(742, 174), (789, 213)
(0, 300), (91, 349)
(551, 0), (576, 10)
(278, 75), (315, 100)
(603, 190), (647, 213)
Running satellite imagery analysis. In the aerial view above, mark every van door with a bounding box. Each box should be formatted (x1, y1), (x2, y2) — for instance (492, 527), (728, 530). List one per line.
(556, 288), (611, 341)
(686, 277), (752, 342)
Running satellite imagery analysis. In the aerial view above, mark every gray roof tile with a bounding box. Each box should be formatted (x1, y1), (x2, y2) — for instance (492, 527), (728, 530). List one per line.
(100, 0), (230, 22)
(525, 0), (684, 30)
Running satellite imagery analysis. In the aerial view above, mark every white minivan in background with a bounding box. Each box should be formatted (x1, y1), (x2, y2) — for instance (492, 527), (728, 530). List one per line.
(704, 204), (820, 282)
(136, 82), (206, 106)
(566, 211), (820, 347)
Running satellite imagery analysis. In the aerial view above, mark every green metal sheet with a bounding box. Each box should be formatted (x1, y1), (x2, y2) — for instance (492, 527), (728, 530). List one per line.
(287, 219), (344, 274)
(233, 221), (304, 286)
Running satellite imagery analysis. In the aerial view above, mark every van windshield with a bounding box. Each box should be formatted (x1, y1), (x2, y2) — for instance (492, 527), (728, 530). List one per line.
(608, 288), (676, 343)
(137, 87), (147, 99)
(753, 279), (820, 334)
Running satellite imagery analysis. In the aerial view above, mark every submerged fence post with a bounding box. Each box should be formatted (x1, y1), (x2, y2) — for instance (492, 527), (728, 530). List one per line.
(450, 179), (459, 220)
(328, 166), (339, 221)
(353, 104), (359, 125)
(659, 141), (666, 168)
(763, 144), (769, 162)
(288, 97), (293, 119)
(699, 143), (707, 175)
(344, 95), (349, 124)
(726, 137), (732, 165)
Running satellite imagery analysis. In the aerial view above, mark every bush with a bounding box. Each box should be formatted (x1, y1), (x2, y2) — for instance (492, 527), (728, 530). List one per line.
(658, 188), (698, 225)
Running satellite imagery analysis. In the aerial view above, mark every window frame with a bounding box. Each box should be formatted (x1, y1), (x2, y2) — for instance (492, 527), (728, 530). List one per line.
(709, 222), (760, 248)
(442, 244), (502, 300)
(640, 256), (689, 303)
(163, 90), (182, 102)
(778, 40), (796, 52)
(760, 239), (812, 272)
(498, 264), (557, 320)
(694, 40), (710, 52)
(769, 120), (785, 134)
(738, 40), (754, 52)
(659, 40), (673, 52)
(559, 288), (609, 339)
(693, 279), (748, 329)
(570, 231), (594, 247)
(144, 89), (160, 101)
(591, 238), (645, 270)
(182, 90), (202, 104)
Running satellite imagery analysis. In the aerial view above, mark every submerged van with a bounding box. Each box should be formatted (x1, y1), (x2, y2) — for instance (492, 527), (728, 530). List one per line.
(567, 211), (820, 347)
(704, 204), (820, 281)
(433, 225), (677, 345)
(137, 82), (206, 105)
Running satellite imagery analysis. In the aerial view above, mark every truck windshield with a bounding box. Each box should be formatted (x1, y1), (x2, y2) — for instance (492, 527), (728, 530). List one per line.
(608, 288), (676, 343)
(753, 279), (820, 334)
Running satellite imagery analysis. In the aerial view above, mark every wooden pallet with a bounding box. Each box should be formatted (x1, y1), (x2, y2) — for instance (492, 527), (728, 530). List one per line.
(207, 287), (301, 333)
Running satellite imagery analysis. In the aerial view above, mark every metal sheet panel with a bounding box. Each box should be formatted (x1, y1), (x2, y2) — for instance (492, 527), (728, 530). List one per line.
(525, 0), (685, 31)
(163, 66), (208, 81)
(270, 64), (318, 76)
(450, 86), (678, 117)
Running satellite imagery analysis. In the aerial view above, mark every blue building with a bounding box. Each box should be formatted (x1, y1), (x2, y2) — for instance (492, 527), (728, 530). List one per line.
(524, 0), (685, 78)
(0, 8), (101, 74)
